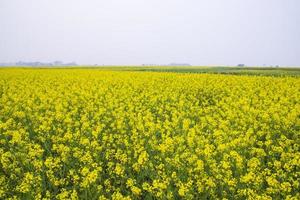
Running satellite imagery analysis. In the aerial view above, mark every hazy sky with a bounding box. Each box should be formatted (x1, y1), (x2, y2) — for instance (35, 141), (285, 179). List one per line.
(0, 0), (299, 66)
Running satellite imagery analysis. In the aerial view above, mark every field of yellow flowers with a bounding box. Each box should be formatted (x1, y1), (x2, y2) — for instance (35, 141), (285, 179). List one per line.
(0, 69), (299, 199)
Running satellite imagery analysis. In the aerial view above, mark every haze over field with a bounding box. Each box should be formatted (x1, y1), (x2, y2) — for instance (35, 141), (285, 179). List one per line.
(1, 2), (300, 199)
(0, 0), (299, 66)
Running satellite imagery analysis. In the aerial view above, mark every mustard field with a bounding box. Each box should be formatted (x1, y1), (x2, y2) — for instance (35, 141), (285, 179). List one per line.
(0, 69), (299, 199)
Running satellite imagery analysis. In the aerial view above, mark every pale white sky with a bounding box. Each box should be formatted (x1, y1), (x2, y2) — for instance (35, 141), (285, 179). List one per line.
(0, 0), (299, 66)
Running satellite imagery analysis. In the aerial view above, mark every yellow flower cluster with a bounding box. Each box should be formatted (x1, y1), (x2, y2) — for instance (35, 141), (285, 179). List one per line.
(0, 69), (299, 199)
